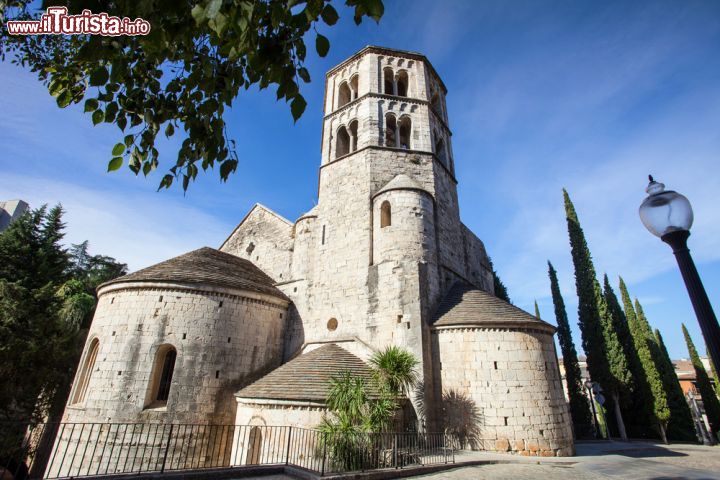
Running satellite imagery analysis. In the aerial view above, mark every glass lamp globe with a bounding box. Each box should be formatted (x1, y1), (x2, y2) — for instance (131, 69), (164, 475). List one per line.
(639, 176), (693, 238)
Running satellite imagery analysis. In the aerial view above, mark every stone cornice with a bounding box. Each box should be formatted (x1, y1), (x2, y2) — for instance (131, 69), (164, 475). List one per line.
(97, 281), (290, 309)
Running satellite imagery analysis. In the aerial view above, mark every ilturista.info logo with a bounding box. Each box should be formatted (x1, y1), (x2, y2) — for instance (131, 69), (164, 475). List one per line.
(6, 7), (151, 36)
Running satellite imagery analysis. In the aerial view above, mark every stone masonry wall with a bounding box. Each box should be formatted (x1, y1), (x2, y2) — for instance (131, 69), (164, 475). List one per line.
(433, 327), (574, 457)
(221, 205), (294, 283)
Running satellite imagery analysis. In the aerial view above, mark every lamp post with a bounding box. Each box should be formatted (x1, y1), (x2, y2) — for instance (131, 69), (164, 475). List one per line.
(639, 175), (720, 372)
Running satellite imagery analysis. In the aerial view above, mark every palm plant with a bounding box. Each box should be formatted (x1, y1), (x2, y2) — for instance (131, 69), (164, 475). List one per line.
(370, 346), (419, 397)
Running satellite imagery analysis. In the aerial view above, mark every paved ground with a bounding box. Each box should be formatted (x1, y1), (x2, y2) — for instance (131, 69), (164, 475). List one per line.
(232, 441), (720, 480)
(443, 441), (720, 480)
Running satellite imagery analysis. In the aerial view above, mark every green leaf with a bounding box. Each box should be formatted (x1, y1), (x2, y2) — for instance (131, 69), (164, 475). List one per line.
(165, 123), (175, 138)
(315, 33), (330, 57)
(89, 66), (109, 87)
(92, 109), (103, 125)
(208, 12), (227, 34)
(158, 174), (174, 190)
(84, 98), (98, 112)
(124, 134), (134, 147)
(107, 156), (123, 172)
(298, 67), (311, 83)
(321, 4), (339, 25)
(112, 143), (125, 156)
(191, 4), (206, 23)
(290, 95), (307, 122)
(205, 0), (222, 20)
(56, 90), (71, 108)
(220, 159), (238, 180)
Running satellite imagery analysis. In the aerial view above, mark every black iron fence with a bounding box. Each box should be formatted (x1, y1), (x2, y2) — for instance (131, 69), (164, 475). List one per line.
(0, 422), (454, 479)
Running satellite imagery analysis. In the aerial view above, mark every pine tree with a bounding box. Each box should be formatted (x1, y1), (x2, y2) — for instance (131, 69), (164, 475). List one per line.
(548, 261), (594, 438)
(614, 279), (668, 441)
(654, 328), (697, 442)
(563, 189), (628, 440)
(682, 324), (720, 437)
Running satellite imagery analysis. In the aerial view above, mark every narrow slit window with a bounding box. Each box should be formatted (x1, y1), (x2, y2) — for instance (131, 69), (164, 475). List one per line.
(380, 201), (391, 228)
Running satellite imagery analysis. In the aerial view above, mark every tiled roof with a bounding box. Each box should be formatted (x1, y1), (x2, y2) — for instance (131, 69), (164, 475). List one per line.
(100, 247), (287, 299)
(374, 174), (430, 198)
(236, 344), (378, 402)
(433, 283), (555, 331)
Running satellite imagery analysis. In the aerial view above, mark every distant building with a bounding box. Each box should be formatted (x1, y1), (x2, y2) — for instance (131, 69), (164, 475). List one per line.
(672, 357), (716, 395)
(0, 199), (29, 231)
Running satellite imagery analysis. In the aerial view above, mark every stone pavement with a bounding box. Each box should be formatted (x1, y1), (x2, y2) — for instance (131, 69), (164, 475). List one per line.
(438, 440), (720, 480)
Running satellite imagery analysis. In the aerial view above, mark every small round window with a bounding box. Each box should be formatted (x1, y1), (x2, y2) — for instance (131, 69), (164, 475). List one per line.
(327, 318), (338, 331)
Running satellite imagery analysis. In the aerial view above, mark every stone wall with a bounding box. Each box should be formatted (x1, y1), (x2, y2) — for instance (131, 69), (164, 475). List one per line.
(51, 282), (289, 476)
(432, 326), (574, 457)
(220, 204), (294, 283)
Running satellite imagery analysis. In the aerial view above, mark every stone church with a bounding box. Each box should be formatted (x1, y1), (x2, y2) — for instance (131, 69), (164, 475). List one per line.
(60, 46), (573, 460)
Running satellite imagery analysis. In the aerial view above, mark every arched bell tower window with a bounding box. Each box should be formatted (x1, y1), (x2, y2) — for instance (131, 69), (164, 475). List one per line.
(380, 201), (392, 228)
(383, 67), (394, 95)
(348, 120), (358, 152)
(396, 70), (409, 97)
(350, 74), (359, 100)
(384, 114), (397, 147)
(71, 338), (99, 405)
(434, 133), (447, 167)
(338, 81), (351, 108)
(336, 126), (351, 158)
(398, 116), (411, 149)
(146, 344), (177, 408)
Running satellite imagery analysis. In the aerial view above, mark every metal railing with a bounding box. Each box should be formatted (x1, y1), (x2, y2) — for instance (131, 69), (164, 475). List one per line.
(0, 422), (454, 479)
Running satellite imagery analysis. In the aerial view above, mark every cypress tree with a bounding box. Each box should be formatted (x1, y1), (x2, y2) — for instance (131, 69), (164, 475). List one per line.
(708, 352), (720, 399)
(605, 276), (660, 439)
(563, 189), (628, 440)
(682, 324), (720, 438)
(534, 300), (540, 318)
(548, 261), (594, 438)
(614, 279), (668, 441)
(654, 328), (697, 442)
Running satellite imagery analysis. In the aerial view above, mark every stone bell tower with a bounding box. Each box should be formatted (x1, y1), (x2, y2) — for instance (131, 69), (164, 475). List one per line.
(297, 46), (492, 429)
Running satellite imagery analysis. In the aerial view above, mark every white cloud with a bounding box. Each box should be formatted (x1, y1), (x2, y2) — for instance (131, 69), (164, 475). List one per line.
(0, 173), (232, 271)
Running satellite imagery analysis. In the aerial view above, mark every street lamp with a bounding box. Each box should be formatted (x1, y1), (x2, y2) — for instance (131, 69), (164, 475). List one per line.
(639, 175), (720, 372)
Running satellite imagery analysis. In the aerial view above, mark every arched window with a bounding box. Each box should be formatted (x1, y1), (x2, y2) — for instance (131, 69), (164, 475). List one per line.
(147, 344), (177, 407)
(246, 427), (262, 464)
(398, 116), (411, 149)
(434, 134), (447, 167)
(338, 81), (351, 108)
(396, 70), (408, 97)
(71, 338), (99, 405)
(383, 67), (394, 95)
(336, 126), (350, 158)
(384, 114), (397, 147)
(350, 75), (359, 100)
(348, 120), (358, 152)
(380, 201), (391, 228)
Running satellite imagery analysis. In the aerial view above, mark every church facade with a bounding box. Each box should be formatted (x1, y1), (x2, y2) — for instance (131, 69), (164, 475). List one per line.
(58, 47), (573, 467)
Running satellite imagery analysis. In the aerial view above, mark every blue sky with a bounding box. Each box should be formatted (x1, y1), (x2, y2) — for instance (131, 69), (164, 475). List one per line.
(1, 0), (719, 360)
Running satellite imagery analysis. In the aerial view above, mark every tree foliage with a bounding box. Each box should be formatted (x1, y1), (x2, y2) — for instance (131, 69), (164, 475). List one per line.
(319, 347), (418, 469)
(0, 0), (384, 191)
(488, 257), (510, 303)
(682, 324), (720, 437)
(616, 278), (668, 441)
(653, 327), (697, 442)
(563, 189), (627, 439)
(547, 261), (594, 438)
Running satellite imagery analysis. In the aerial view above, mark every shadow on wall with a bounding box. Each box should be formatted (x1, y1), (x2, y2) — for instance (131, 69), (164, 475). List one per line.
(441, 389), (483, 450)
